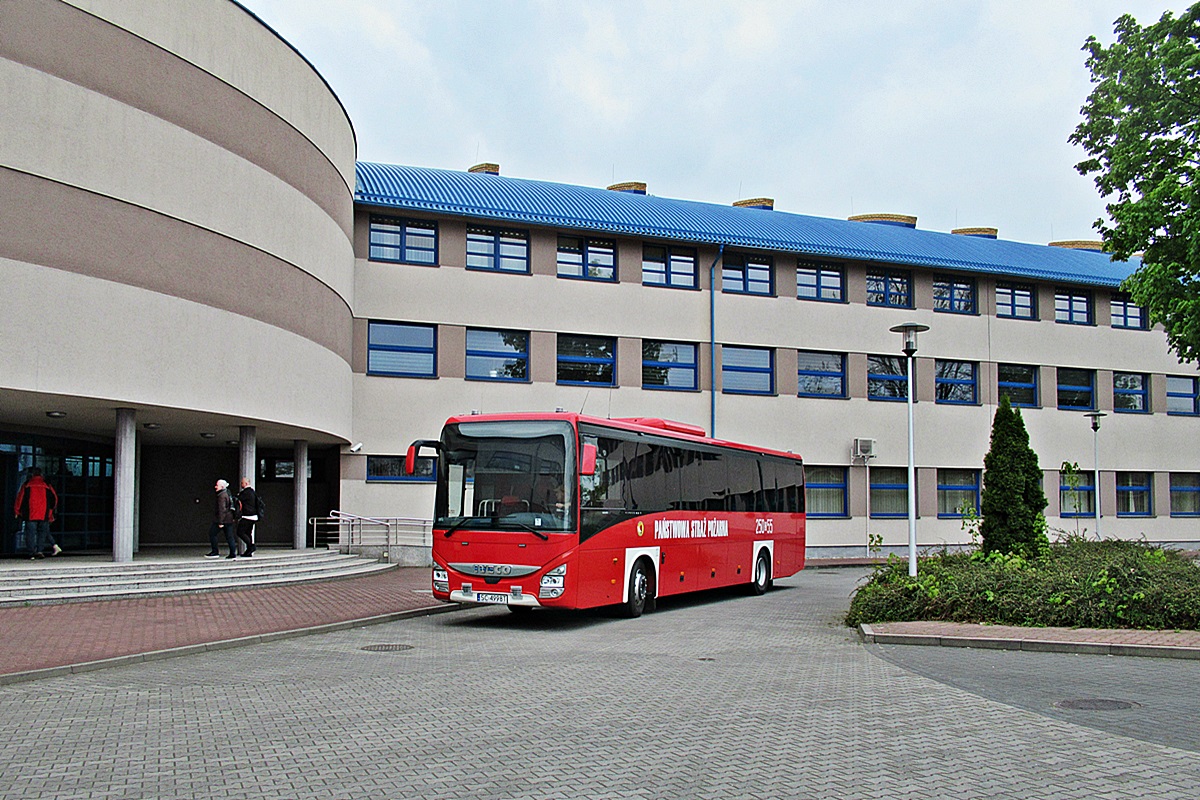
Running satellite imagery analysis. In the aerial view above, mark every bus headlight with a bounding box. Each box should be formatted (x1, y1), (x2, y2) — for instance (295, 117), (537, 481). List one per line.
(539, 564), (566, 598)
(432, 567), (449, 593)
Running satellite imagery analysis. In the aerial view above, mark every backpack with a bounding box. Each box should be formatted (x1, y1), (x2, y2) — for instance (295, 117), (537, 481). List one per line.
(226, 489), (241, 519)
(255, 494), (266, 519)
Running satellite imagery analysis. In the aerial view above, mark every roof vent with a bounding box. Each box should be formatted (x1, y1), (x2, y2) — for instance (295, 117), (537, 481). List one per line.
(1049, 240), (1104, 252)
(733, 197), (774, 210)
(952, 227), (998, 239)
(468, 163), (500, 176)
(607, 181), (647, 195)
(848, 213), (917, 229)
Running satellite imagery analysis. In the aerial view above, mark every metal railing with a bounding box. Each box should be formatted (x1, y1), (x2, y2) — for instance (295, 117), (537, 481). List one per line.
(308, 512), (432, 561)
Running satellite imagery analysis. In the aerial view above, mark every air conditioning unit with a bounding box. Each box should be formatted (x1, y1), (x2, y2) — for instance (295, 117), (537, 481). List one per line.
(852, 438), (876, 458)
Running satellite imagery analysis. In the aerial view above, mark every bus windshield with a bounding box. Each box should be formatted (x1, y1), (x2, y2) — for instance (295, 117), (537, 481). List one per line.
(435, 420), (575, 533)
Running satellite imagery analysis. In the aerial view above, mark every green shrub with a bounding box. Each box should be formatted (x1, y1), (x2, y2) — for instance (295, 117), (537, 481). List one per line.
(845, 538), (1200, 630)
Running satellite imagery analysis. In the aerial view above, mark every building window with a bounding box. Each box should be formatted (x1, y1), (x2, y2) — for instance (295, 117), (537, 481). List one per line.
(557, 334), (615, 386)
(867, 355), (908, 401)
(722, 253), (773, 295)
(797, 351), (846, 398)
(642, 341), (698, 391)
(1116, 472), (1152, 517)
(1170, 473), (1200, 516)
(1166, 376), (1200, 415)
(1060, 471), (1095, 517)
(1113, 372), (1149, 413)
(870, 467), (908, 518)
(937, 469), (980, 517)
(996, 282), (1036, 319)
(466, 226), (529, 273)
(1111, 292), (1146, 330)
(367, 455), (435, 482)
(935, 360), (978, 404)
(465, 328), (529, 382)
(368, 216), (437, 264)
(866, 269), (912, 308)
(721, 346), (774, 395)
(557, 236), (616, 281)
(367, 322), (436, 378)
(643, 245), (698, 289)
(805, 466), (848, 518)
(933, 276), (976, 314)
(1057, 368), (1095, 411)
(1055, 288), (1093, 325)
(797, 261), (844, 302)
(998, 364), (1039, 408)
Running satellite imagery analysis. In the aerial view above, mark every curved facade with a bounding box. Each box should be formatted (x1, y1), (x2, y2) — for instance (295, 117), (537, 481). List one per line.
(1, 0), (356, 555)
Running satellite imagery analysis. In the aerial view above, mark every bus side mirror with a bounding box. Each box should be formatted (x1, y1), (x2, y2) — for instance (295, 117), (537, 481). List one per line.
(405, 444), (419, 476)
(580, 443), (597, 476)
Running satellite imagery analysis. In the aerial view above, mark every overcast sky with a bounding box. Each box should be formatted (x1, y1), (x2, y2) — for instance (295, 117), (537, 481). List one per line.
(239, 1), (1188, 246)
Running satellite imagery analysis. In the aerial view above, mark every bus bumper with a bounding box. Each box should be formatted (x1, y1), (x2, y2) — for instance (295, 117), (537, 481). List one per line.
(449, 589), (542, 608)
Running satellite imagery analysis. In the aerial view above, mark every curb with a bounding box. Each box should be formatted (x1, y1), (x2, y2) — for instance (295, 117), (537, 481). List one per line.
(0, 603), (461, 686)
(858, 623), (1200, 661)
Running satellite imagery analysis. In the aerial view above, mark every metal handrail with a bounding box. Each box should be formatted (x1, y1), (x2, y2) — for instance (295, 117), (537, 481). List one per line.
(307, 513), (433, 559)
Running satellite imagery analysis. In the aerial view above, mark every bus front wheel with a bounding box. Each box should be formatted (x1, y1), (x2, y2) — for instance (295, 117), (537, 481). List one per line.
(751, 550), (771, 596)
(625, 560), (652, 618)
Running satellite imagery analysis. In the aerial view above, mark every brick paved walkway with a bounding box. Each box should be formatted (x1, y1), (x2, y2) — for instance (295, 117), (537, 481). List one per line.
(0, 567), (442, 678)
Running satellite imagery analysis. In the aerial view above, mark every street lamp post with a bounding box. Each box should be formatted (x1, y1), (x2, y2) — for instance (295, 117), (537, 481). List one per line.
(890, 322), (929, 577)
(1083, 411), (1106, 536)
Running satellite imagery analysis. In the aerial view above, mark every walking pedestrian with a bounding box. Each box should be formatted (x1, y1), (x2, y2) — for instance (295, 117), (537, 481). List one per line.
(205, 479), (240, 559)
(14, 467), (62, 559)
(235, 477), (259, 557)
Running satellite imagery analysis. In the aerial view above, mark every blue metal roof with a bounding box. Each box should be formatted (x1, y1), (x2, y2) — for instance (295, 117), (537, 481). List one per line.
(355, 162), (1136, 288)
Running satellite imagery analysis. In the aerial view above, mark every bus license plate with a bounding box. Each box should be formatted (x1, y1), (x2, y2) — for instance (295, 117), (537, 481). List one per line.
(475, 592), (510, 605)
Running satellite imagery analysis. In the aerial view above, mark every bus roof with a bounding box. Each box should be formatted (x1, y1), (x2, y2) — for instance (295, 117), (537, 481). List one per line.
(441, 412), (803, 463)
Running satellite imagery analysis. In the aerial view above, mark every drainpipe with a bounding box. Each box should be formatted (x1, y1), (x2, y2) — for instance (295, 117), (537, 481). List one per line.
(708, 244), (725, 436)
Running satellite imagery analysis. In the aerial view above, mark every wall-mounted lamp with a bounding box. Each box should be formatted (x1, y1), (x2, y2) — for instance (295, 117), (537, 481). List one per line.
(143, 423), (161, 430)
(199, 432), (216, 439)
(45, 411), (67, 419)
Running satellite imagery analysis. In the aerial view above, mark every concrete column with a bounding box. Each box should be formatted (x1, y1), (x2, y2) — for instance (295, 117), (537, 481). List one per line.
(293, 439), (308, 550)
(113, 408), (136, 563)
(239, 426), (256, 488)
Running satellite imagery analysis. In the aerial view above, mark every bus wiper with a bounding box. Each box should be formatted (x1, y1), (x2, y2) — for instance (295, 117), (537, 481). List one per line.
(441, 517), (477, 537)
(499, 518), (550, 541)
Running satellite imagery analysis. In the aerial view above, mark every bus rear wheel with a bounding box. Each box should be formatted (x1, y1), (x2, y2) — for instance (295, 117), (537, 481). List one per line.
(751, 550), (770, 595)
(625, 560), (651, 618)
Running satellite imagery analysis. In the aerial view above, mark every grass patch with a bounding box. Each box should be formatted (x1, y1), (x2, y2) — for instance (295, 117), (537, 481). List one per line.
(845, 538), (1200, 630)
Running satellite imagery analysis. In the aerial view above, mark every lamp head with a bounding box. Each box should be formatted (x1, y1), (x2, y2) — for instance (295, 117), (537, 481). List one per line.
(889, 322), (930, 357)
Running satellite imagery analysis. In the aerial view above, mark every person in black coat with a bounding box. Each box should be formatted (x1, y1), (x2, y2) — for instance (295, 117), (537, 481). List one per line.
(235, 478), (259, 557)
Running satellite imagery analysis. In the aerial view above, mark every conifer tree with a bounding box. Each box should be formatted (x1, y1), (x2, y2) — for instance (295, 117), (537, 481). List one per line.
(980, 396), (1049, 557)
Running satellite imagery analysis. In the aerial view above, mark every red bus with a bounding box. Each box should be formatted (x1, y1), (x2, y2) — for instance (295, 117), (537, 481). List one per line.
(407, 412), (805, 617)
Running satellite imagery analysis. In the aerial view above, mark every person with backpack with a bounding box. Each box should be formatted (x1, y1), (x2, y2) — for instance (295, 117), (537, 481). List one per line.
(14, 467), (62, 560)
(205, 478), (240, 559)
(235, 477), (262, 557)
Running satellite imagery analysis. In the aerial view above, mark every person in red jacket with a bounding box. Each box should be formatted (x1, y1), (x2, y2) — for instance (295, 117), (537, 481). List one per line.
(14, 467), (61, 559)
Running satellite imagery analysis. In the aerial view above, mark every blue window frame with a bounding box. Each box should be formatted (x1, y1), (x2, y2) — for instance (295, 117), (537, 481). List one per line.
(1057, 368), (1095, 411)
(721, 346), (774, 395)
(935, 360), (978, 405)
(998, 363), (1039, 408)
(797, 260), (844, 302)
(870, 467), (908, 518)
(1055, 288), (1093, 325)
(805, 466), (848, 518)
(1113, 372), (1149, 413)
(643, 245), (698, 289)
(367, 455), (435, 483)
(368, 216), (437, 264)
(937, 469), (980, 517)
(1167, 376), (1200, 415)
(797, 351), (846, 398)
(1170, 473), (1200, 516)
(557, 236), (616, 281)
(722, 253), (773, 295)
(868, 355), (908, 401)
(1116, 472), (1152, 517)
(933, 276), (976, 314)
(1111, 293), (1147, 329)
(466, 328), (529, 382)
(1060, 473), (1095, 517)
(557, 334), (615, 386)
(642, 341), (698, 391)
(467, 226), (529, 273)
(866, 269), (912, 308)
(996, 282), (1036, 319)
(367, 322), (436, 378)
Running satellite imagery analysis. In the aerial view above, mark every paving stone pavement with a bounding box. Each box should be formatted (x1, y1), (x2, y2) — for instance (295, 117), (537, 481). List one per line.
(1, 567), (1198, 799)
